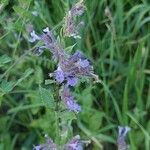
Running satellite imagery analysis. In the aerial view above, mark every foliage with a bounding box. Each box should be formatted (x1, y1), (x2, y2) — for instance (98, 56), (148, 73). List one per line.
(0, 0), (150, 150)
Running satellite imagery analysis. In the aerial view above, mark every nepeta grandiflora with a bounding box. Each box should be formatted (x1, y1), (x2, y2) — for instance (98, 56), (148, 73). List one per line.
(30, 0), (97, 149)
(63, 0), (85, 38)
(29, 2), (98, 113)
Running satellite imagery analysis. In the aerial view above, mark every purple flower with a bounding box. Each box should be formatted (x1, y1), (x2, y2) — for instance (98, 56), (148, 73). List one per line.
(29, 30), (40, 42)
(33, 145), (41, 150)
(29, 27), (66, 60)
(64, 135), (83, 150)
(60, 86), (81, 113)
(67, 77), (78, 86)
(66, 97), (81, 113)
(55, 67), (65, 83)
(70, 0), (85, 16)
(29, 28), (98, 86)
(63, 0), (85, 38)
(33, 134), (88, 150)
(33, 134), (57, 150)
(53, 50), (95, 86)
(118, 126), (131, 137)
(78, 59), (89, 68)
(117, 126), (131, 150)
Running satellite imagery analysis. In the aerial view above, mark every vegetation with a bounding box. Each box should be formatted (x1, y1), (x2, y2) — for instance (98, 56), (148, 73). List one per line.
(0, 0), (150, 149)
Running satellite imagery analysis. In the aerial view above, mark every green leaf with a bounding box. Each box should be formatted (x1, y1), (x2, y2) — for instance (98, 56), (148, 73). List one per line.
(0, 80), (14, 104)
(59, 110), (76, 122)
(95, 134), (116, 143)
(18, 0), (32, 7)
(0, 55), (12, 67)
(0, 80), (14, 94)
(0, 144), (4, 150)
(14, 68), (34, 86)
(23, 68), (34, 78)
(8, 103), (45, 114)
(45, 79), (56, 85)
(88, 112), (104, 131)
(39, 86), (55, 109)
(0, 116), (9, 132)
(65, 43), (77, 53)
(35, 67), (43, 84)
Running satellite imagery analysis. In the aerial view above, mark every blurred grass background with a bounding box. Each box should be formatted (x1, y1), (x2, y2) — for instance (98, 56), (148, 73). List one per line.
(0, 0), (150, 149)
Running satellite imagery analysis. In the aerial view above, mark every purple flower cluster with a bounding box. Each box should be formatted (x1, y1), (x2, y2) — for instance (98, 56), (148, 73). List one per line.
(29, 1), (98, 113)
(33, 135), (85, 150)
(63, 0), (85, 38)
(29, 27), (66, 61)
(53, 48), (96, 113)
(29, 26), (97, 112)
(60, 86), (81, 113)
(54, 50), (94, 87)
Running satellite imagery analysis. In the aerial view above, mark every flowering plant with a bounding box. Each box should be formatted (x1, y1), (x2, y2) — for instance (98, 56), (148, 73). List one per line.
(29, 0), (98, 149)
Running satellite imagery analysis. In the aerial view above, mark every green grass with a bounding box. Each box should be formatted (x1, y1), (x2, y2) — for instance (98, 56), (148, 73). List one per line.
(0, 0), (150, 149)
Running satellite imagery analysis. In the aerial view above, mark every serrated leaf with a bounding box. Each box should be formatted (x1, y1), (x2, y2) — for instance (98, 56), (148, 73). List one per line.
(39, 86), (55, 109)
(0, 80), (14, 93)
(35, 67), (43, 84)
(0, 55), (12, 67)
(0, 80), (14, 102)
